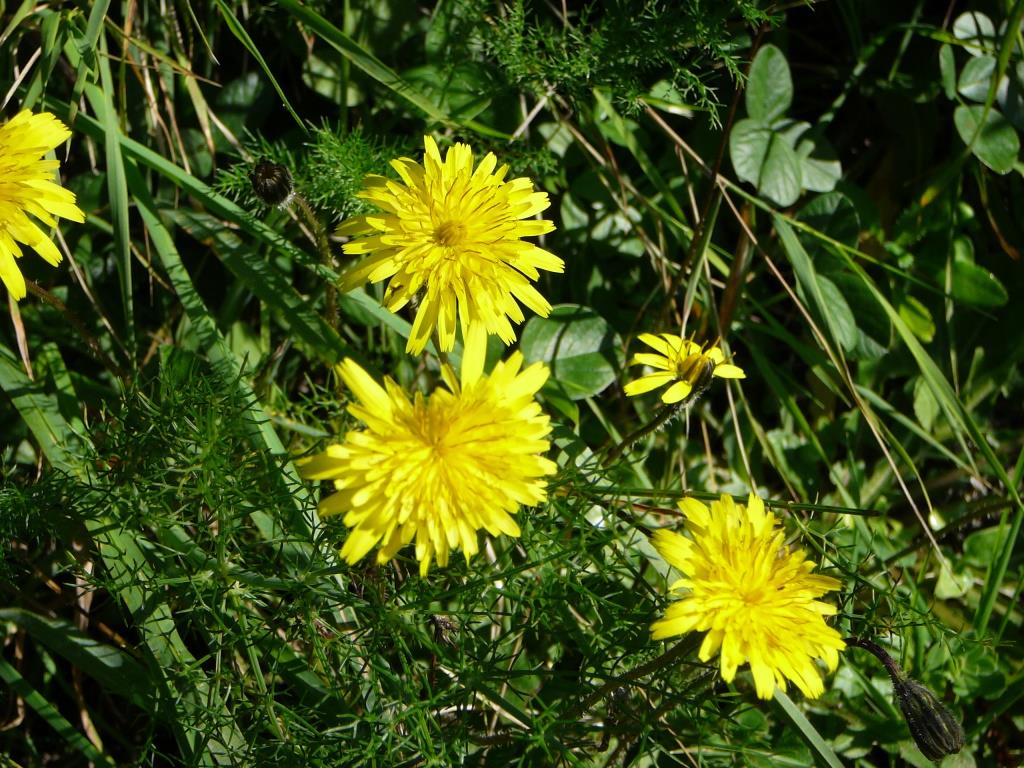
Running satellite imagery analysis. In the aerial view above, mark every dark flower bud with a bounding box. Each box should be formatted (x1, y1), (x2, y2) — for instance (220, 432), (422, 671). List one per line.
(893, 676), (966, 762)
(845, 637), (965, 763)
(249, 159), (294, 207)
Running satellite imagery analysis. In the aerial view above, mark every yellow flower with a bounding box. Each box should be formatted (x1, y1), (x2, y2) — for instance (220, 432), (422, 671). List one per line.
(623, 333), (745, 404)
(337, 136), (563, 355)
(299, 328), (557, 576)
(651, 493), (846, 700)
(0, 110), (85, 300)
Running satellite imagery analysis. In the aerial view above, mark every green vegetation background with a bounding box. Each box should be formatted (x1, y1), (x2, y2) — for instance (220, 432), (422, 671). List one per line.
(1, 1), (1021, 766)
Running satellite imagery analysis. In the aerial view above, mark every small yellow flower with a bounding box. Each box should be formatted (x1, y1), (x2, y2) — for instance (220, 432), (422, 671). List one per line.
(0, 110), (85, 300)
(336, 136), (564, 355)
(299, 328), (557, 576)
(623, 333), (745, 404)
(651, 493), (846, 700)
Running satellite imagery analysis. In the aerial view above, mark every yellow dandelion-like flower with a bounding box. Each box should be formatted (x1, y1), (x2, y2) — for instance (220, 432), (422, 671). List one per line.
(623, 333), (745, 404)
(336, 136), (564, 355)
(299, 328), (558, 576)
(651, 493), (846, 700)
(0, 110), (85, 300)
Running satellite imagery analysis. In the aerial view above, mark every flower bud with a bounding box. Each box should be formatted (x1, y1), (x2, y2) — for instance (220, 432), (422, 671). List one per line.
(249, 159), (294, 207)
(893, 676), (965, 762)
(845, 637), (965, 763)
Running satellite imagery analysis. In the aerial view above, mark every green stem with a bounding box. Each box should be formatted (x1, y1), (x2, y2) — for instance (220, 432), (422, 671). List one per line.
(603, 401), (684, 467)
(844, 636), (905, 681)
(570, 634), (702, 717)
(293, 192), (336, 328)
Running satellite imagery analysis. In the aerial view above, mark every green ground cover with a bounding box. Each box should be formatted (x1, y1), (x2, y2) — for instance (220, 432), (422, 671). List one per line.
(1, 1), (1021, 765)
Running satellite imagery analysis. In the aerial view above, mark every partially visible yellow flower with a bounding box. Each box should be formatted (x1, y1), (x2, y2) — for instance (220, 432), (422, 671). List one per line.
(624, 333), (745, 404)
(299, 327), (557, 576)
(337, 136), (564, 355)
(0, 110), (85, 300)
(651, 493), (846, 700)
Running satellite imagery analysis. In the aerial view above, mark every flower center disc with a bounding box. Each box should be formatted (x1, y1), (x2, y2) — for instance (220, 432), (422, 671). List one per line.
(434, 220), (467, 247)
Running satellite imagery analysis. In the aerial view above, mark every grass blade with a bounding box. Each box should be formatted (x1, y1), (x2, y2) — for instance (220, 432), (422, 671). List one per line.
(276, 0), (448, 122)
(0, 657), (114, 766)
(773, 688), (844, 768)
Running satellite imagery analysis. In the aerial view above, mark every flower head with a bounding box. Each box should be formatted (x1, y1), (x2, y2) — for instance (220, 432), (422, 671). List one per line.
(651, 493), (845, 699)
(0, 111), (85, 300)
(337, 136), (564, 355)
(624, 333), (745, 404)
(299, 328), (557, 576)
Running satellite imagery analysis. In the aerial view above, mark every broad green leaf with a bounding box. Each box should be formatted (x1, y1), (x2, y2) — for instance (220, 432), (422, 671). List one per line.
(951, 259), (1009, 307)
(404, 62), (493, 121)
(759, 133), (803, 206)
(830, 271), (891, 356)
(539, 380), (581, 424)
(957, 55), (997, 102)
(796, 133), (842, 193)
(746, 44), (792, 123)
(913, 376), (940, 432)
(731, 120), (803, 206)
(938, 44), (957, 99)
(774, 118), (811, 147)
(897, 295), (935, 343)
(953, 11), (997, 54)
(954, 105), (1019, 174)
(815, 275), (859, 352)
(520, 305), (622, 401)
(775, 217), (852, 355)
(935, 565), (973, 599)
(730, 118), (773, 185)
(997, 61), (1024, 130)
(800, 192), (860, 249)
(963, 526), (1008, 568)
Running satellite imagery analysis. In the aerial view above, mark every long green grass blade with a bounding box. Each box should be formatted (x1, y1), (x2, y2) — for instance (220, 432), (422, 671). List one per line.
(93, 34), (135, 351)
(0, 657), (114, 766)
(839, 250), (1024, 633)
(0, 608), (154, 709)
(773, 689), (844, 768)
(212, 0), (305, 130)
(0, 343), (78, 471)
(275, 0), (448, 122)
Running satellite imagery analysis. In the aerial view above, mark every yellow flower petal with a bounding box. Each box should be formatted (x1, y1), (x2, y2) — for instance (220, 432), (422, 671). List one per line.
(650, 493), (845, 700)
(300, 343), (555, 575)
(661, 380), (693, 404)
(0, 110), (84, 299)
(623, 372), (675, 396)
(624, 332), (745, 404)
(336, 135), (560, 354)
(712, 364), (746, 379)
